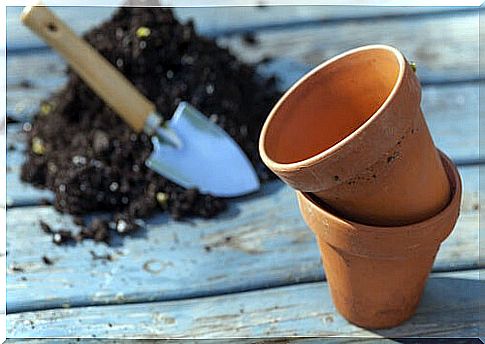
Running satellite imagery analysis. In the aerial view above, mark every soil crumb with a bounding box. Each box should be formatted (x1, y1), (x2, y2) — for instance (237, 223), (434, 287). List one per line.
(242, 32), (259, 46)
(42, 256), (54, 265)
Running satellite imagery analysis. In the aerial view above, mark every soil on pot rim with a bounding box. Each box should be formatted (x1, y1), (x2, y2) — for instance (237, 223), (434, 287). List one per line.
(20, 7), (281, 245)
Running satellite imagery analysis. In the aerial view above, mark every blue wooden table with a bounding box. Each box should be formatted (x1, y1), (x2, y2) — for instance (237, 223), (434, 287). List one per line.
(5, 5), (483, 340)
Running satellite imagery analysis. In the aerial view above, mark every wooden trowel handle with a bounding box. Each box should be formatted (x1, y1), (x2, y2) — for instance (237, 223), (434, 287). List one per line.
(21, 4), (156, 133)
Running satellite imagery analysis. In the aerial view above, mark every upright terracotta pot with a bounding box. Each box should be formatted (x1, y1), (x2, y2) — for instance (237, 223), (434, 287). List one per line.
(260, 45), (450, 226)
(297, 151), (461, 329)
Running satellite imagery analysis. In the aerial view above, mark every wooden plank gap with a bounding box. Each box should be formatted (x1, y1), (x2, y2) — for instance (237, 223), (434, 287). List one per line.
(6, 269), (482, 338)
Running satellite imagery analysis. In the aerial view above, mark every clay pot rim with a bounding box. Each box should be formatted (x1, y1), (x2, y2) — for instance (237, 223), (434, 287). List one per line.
(297, 150), (460, 234)
(259, 44), (406, 172)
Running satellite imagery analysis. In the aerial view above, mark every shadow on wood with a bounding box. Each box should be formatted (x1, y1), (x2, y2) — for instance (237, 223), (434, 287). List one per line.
(374, 276), (482, 338)
(6, 270), (482, 338)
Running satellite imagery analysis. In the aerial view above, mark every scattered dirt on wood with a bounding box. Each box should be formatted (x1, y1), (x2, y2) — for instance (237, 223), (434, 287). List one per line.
(42, 256), (54, 265)
(242, 32), (259, 46)
(90, 250), (113, 262)
(19, 79), (34, 89)
(78, 218), (110, 243)
(39, 220), (53, 234)
(52, 229), (75, 245)
(259, 56), (274, 64)
(21, 8), (281, 245)
(6, 116), (20, 125)
(9, 265), (25, 273)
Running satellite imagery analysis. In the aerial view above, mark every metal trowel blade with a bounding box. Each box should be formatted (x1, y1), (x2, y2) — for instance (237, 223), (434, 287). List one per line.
(146, 102), (260, 197)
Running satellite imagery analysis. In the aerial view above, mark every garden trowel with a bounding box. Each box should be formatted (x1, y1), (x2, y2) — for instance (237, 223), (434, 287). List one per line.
(21, 4), (260, 197)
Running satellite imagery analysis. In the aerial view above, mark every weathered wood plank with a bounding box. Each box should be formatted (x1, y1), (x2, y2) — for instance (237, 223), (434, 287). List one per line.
(219, 10), (479, 84)
(6, 6), (475, 52)
(6, 11), (480, 121)
(6, 79), (480, 207)
(4, 339), (414, 344)
(419, 82), (478, 162)
(6, 163), (480, 313)
(6, 124), (53, 207)
(6, 269), (482, 338)
(6, 52), (67, 121)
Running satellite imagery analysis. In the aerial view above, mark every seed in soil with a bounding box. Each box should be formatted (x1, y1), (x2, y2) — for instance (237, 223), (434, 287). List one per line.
(31, 137), (46, 155)
(136, 26), (151, 38)
(40, 102), (53, 115)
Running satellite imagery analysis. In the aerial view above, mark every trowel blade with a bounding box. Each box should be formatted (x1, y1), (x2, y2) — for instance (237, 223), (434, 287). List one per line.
(146, 102), (260, 197)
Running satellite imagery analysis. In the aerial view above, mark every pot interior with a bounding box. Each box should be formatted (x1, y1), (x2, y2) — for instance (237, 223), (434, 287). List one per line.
(263, 47), (401, 164)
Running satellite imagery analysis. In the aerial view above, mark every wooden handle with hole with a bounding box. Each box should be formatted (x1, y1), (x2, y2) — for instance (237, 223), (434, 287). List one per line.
(21, 4), (156, 132)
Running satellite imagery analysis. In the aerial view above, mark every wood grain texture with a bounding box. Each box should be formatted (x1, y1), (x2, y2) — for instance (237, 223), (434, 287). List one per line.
(6, 162), (480, 313)
(6, 7), (483, 339)
(4, 339), (418, 344)
(6, 52), (66, 121)
(6, 125), (53, 207)
(6, 6), (473, 52)
(6, 269), (482, 338)
(6, 10), (480, 121)
(219, 10), (479, 84)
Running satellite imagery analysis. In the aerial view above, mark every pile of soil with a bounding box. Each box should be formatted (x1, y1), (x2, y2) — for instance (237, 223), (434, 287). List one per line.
(20, 7), (281, 244)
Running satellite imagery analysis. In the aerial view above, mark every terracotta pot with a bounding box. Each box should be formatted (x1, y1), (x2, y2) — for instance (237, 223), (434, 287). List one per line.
(260, 45), (450, 226)
(296, 151), (461, 329)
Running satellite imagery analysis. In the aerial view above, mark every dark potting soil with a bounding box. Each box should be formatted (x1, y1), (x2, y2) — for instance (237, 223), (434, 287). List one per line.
(21, 8), (281, 245)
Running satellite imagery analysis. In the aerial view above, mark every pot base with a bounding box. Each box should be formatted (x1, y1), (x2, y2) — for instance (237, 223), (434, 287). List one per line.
(297, 151), (462, 329)
(318, 239), (437, 329)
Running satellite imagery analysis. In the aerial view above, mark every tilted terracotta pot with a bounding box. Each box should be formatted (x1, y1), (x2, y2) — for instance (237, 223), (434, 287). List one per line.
(260, 45), (450, 226)
(296, 151), (461, 329)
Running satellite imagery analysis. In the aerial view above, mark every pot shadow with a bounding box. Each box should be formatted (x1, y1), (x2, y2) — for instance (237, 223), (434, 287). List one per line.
(370, 275), (482, 340)
(145, 202), (242, 226)
(235, 179), (286, 201)
(107, 225), (148, 247)
(385, 339), (482, 344)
